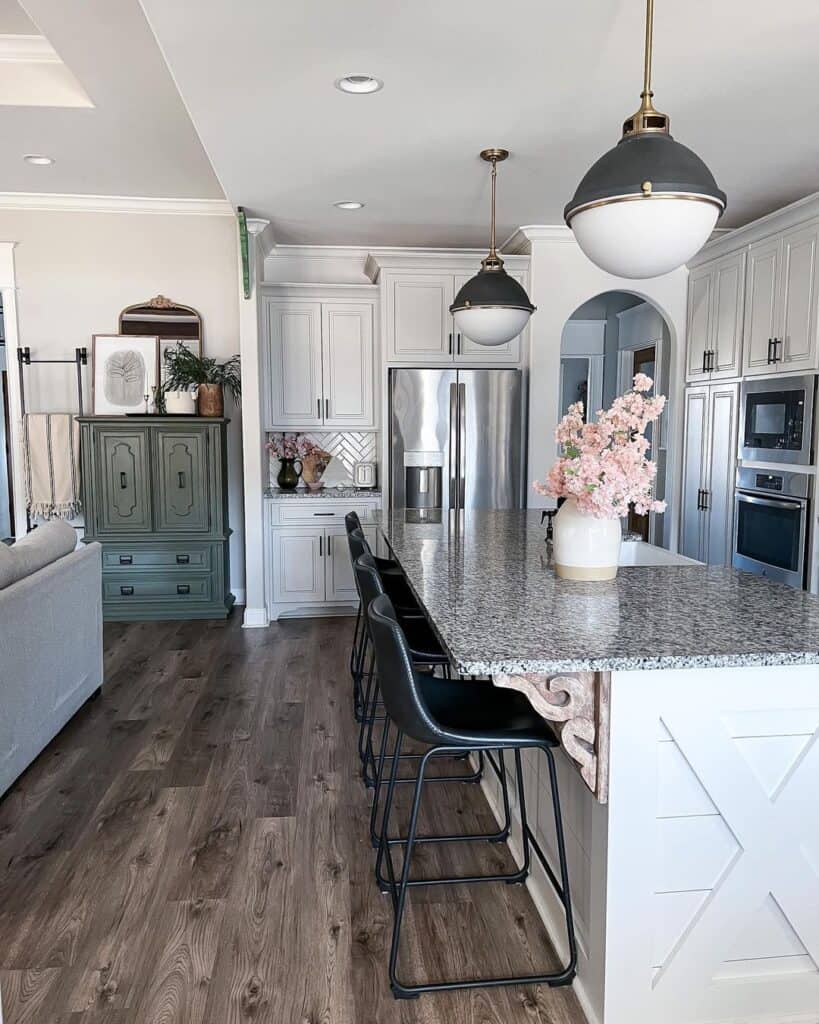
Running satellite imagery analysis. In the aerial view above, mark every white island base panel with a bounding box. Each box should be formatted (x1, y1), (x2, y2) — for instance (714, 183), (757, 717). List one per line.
(479, 664), (819, 1024)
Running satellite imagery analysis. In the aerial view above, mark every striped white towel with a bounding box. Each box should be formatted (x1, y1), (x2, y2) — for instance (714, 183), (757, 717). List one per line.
(22, 413), (82, 520)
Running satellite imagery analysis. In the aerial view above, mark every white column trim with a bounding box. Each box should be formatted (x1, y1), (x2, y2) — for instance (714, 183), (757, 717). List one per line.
(0, 242), (27, 537)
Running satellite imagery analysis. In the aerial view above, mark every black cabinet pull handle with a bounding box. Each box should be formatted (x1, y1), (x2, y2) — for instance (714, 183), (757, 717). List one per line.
(457, 333), (462, 355)
(176, 554), (190, 564)
(120, 471), (127, 489)
(319, 536), (323, 557)
(313, 512), (335, 516)
(448, 332), (453, 355)
(119, 554), (133, 565)
(177, 471), (186, 488)
(177, 584), (190, 595)
(767, 338), (774, 364)
(696, 488), (702, 511)
(325, 398), (330, 419)
(317, 398), (321, 419)
(702, 350), (707, 374)
(120, 585), (134, 596)
(702, 489), (709, 511)
(772, 337), (780, 363)
(707, 350), (715, 372)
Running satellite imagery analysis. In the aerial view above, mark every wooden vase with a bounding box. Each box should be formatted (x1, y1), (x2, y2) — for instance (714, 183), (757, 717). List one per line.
(197, 383), (224, 417)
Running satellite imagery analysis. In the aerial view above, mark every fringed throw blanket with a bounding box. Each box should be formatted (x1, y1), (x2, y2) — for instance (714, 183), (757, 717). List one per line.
(23, 413), (82, 520)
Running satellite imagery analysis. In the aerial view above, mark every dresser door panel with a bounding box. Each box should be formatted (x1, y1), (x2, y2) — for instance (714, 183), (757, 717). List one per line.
(153, 430), (209, 533)
(97, 430), (152, 533)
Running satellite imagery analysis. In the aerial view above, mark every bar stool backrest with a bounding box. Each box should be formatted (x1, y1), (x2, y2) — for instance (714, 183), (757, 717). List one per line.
(353, 553), (386, 616)
(367, 592), (443, 746)
(345, 511), (362, 535)
(347, 527), (371, 564)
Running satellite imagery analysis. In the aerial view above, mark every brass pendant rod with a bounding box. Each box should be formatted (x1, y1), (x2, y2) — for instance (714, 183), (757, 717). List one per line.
(642, 0), (654, 100)
(488, 156), (497, 258)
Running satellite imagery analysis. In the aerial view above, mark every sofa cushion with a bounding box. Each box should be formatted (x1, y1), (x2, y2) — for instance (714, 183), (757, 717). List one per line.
(0, 520), (77, 589)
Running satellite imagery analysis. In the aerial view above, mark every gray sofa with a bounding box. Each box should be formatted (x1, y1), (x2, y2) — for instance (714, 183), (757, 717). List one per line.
(0, 523), (103, 798)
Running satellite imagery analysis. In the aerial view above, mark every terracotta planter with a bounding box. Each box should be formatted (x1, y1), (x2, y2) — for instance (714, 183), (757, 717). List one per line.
(197, 383), (224, 417)
(552, 497), (622, 581)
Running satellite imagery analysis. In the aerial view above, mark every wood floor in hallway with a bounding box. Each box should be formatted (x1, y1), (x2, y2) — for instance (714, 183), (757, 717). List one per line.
(0, 614), (585, 1024)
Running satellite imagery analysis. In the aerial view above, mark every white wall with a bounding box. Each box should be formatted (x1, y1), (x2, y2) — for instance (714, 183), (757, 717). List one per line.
(521, 227), (688, 550)
(0, 208), (245, 593)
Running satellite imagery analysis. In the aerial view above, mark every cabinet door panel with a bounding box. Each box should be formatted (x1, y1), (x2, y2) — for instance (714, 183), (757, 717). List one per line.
(273, 528), (324, 604)
(685, 267), (713, 381)
(454, 272), (523, 364)
(779, 223), (819, 371)
(154, 430), (209, 533)
(680, 388), (708, 561)
(325, 525), (375, 601)
(387, 274), (453, 362)
(322, 303), (374, 427)
(710, 252), (745, 380)
(705, 384), (739, 567)
(265, 300), (324, 426)
(97, 430), (152, 533)
(743, 238), (780, 376)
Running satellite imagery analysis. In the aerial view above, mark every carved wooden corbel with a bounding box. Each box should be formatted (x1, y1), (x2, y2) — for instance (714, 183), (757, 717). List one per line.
(493, 671), (611, 803)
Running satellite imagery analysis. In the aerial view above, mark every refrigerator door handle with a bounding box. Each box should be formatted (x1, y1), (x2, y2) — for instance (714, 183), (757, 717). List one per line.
(449, 382), (459, 509)
(458, 382), (466, 508)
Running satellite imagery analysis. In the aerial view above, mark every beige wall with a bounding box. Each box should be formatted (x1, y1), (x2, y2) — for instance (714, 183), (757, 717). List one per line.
(0, 208), (245, 592)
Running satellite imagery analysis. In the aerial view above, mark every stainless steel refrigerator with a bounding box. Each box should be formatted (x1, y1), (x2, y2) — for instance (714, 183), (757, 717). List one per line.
(389, 368), (524, 512)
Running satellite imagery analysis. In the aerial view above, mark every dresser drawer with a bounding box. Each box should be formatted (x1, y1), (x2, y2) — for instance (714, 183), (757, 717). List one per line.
(101, 543), (213, 573)
(271, 501), (379, 527)
(103, 573), (214, 604)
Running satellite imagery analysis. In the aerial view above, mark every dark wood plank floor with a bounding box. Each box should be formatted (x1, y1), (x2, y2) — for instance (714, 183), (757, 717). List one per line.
(0, 615), (585, 1024)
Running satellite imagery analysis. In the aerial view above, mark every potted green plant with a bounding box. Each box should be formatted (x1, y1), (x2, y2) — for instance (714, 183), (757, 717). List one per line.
(161, 344), (241, 417)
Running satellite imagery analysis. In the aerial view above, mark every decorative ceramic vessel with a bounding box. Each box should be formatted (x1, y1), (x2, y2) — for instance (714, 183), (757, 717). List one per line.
(164, 388), (197, 415)
(277, 457), (302, 491)
(197, 382), (224, 417)
(552, 497), (622, 581)
(301, 453), (331, 492)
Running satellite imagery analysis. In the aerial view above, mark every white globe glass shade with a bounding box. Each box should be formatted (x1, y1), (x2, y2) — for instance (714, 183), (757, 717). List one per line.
(570, 196), (720, 279)
(452, 306), (532, 347)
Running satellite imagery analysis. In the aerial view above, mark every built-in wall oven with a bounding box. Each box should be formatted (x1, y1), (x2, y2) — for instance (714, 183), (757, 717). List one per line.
(733, 467), (810, 588)
(740, 374), (815, 465)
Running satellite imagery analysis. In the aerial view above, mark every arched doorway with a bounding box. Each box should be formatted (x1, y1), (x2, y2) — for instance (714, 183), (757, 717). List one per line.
(560, 290), (674, 548)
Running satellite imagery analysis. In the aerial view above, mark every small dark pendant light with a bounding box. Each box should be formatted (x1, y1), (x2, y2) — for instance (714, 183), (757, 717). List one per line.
(564, 0), (726, 279)
(450, 149), (536, 346)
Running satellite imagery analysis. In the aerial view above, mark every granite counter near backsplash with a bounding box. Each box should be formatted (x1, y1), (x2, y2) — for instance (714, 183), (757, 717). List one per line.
(265, 486), (381, 499)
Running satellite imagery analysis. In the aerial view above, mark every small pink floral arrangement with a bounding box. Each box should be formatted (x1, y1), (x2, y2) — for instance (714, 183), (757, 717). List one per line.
(266, 433), (332, 461)
(534, 373), (667, 519)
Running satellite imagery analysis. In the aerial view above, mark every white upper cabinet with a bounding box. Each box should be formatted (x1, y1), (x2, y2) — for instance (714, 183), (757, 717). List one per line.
(743, 220), (819, 376)
(321, 303), (374, 427)
(381, 264), (528, 366)
(263, 290), (376, 429)
(685, 251), (744, 383)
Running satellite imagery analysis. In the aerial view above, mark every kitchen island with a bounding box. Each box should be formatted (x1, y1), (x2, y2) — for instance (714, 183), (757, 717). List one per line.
(377, 510), (819, 1024)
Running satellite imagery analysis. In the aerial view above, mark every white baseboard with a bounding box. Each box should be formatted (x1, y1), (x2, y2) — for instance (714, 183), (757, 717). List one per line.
(242, 606), (269, 628)
(477, 764), (598, 1024)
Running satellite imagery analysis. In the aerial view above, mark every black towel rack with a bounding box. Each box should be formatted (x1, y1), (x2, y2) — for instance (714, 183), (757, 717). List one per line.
(17, 346), (87, 417)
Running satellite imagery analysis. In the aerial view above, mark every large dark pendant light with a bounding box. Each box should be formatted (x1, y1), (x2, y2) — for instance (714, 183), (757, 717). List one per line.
(564, 0), (726, 279)
(450, 149), (536, 346)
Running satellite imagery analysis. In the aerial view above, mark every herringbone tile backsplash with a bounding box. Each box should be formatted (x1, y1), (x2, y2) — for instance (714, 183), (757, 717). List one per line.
(267, 430), (378, 483)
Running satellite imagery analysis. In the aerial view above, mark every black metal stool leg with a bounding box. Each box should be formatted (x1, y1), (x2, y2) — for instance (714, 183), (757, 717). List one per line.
(541, 744), (578, 986)
(375, 729), (404, 900)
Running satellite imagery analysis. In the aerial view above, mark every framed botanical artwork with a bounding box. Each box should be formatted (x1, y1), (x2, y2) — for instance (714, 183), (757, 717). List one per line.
(158, 338), (202, 388)
(92, 334), (158, 415)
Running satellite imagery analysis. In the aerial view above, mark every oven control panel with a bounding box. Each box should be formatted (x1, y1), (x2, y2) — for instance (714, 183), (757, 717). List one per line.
(754, 473), (784, 492)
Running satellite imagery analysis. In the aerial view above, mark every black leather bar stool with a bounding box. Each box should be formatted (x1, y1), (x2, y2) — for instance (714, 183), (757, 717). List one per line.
(367, 592), (577, 1000)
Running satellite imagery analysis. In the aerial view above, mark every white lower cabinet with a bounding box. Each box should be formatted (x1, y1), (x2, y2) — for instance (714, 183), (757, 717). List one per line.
(680, 383), (739, 566)
(266, 497), (380, 618)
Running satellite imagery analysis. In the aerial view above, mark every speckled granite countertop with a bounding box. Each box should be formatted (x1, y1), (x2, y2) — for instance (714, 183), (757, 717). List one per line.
(265, 487), (381, 499)
(377, 509), (819, 674)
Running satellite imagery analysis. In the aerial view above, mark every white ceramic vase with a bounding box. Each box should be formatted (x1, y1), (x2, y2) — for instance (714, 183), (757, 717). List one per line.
(552, 497), (622, 581)
(164, 388), (197, 415)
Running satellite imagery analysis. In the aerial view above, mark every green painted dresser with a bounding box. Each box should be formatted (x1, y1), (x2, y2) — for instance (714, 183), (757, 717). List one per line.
(78, 416), (234, 621)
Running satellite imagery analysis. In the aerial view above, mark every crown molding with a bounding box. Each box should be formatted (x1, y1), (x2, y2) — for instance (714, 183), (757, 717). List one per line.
(0, 192), (234, 216)
(0, 35), (59, 64)
(689, 191), (819, 267)
(516, 224), (575, 245)
(245, 217), (270, 235)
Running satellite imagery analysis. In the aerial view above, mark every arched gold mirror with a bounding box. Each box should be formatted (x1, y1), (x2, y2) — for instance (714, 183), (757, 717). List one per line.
(119, 295), (202, 347)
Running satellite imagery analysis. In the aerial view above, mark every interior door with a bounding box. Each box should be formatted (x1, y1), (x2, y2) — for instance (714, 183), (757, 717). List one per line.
(680, 387), (708, 561)
(153, 428), (209, 533)
(458, 369), (523, 510)
(273, 527), (324, 604)
(743, 237), (781, 376)
(704, 384), (739, 566)
(321, 303), (374, 427)
(97, 429), (152, 534)
(387, 273), (454, 362)
(453, 272), (523, 364)
(779, 222), (819, 371)
(265, 299), (323, 426)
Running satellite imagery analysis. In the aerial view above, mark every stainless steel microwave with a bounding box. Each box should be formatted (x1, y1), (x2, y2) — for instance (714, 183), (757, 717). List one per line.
(739, 374), (816, 465)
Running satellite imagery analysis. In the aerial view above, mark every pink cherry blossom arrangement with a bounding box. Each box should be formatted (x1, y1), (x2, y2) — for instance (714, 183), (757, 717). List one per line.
(533, 373), (667, 519)
(266, 433), (332, 461)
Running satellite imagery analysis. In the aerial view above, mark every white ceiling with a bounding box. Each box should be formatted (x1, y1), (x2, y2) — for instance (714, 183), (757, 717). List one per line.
(139, 0), (819, 246)
(0, 0), (222, 197)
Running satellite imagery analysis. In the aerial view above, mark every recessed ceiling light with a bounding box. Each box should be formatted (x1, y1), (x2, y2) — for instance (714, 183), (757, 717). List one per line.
(23, 154), (54, 166)
(334, 201), (365, 210)
(334, 74), (383, 95)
